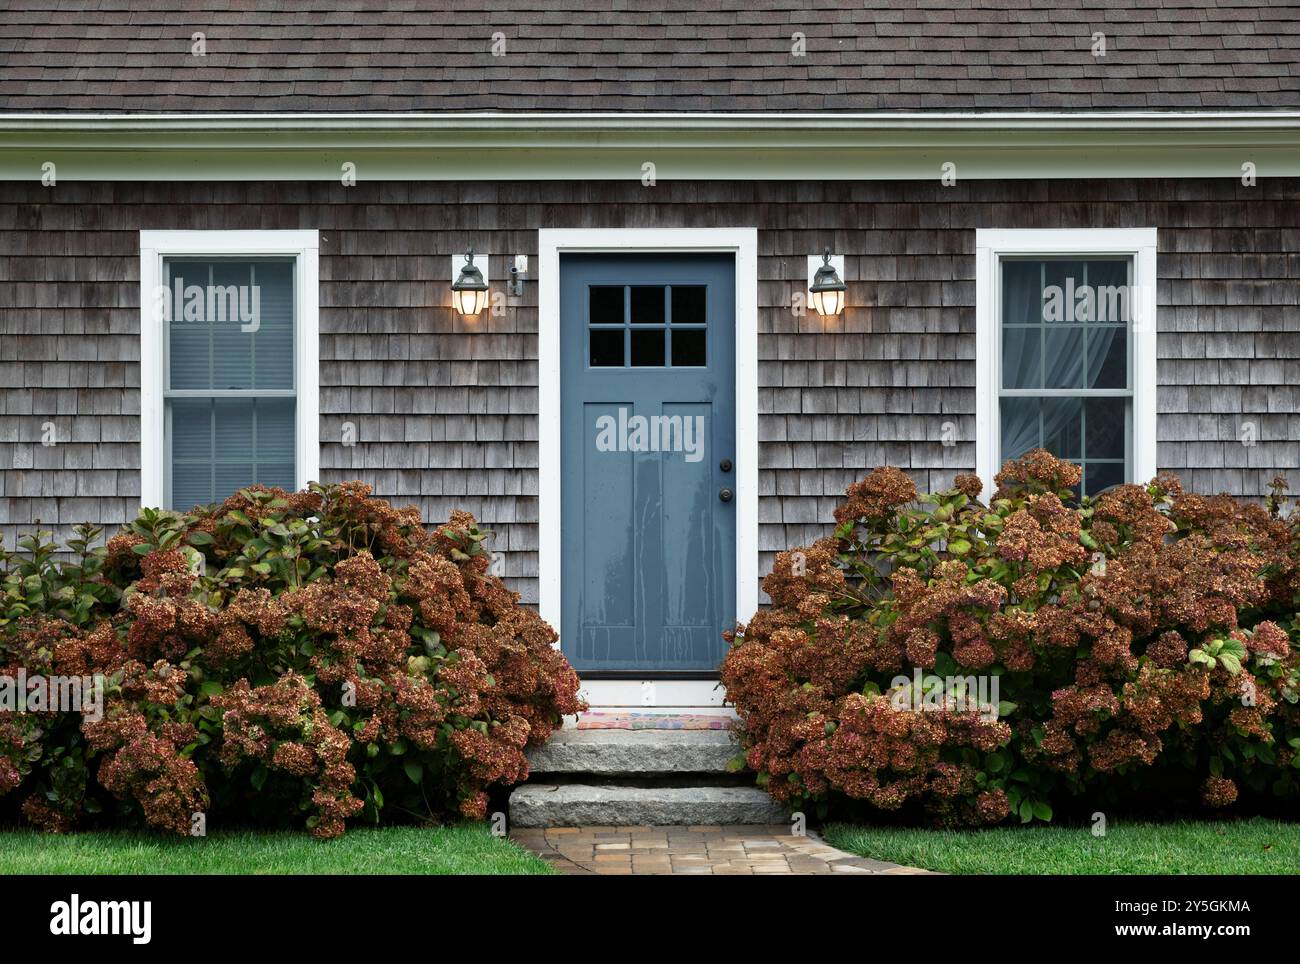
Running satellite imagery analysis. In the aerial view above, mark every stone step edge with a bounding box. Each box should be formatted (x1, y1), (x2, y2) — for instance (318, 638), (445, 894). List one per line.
(526, 729), (742, 775)
(508, 783), (789, 828)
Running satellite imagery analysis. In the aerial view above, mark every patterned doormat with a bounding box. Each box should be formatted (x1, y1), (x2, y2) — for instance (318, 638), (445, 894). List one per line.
(576, 712), (731, 731)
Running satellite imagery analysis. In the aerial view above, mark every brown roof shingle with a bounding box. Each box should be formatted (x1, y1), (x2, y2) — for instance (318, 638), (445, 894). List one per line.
(1, 0), (1299, 113)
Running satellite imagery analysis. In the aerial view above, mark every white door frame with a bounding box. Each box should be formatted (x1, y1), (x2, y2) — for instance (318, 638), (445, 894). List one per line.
(537, 228), (759, 709)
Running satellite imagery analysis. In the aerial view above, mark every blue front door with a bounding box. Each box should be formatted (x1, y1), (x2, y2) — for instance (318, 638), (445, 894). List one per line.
(560, 254), (737, 674)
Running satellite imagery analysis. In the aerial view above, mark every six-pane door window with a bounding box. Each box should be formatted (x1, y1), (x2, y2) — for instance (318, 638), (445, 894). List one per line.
(999, 256), (1133, 497)
(588, 284), (708, 368)
(164, 257), (296, 509)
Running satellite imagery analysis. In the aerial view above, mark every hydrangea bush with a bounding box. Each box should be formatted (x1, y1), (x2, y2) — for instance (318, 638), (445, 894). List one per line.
(720, 450), (1300, 826)
(0, 483), (583, 838)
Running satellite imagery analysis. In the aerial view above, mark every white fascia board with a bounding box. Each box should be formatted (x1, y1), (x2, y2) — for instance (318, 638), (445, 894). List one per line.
(7, 110), (1300, 135)
(4, 111), (1300, 180)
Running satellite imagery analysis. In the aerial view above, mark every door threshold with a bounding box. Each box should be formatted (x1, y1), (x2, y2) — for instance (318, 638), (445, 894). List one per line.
(562, 706), (737, 728)
(577, 678), (727, 709)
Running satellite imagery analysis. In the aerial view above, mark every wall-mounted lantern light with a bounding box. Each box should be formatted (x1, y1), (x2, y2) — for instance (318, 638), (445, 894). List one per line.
(808, 248), (847, 318)
(451, 249), (489, 317)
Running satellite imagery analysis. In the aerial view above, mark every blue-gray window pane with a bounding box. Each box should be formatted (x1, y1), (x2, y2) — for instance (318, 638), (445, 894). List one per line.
(1043, 327), (1085, 389)
(1085, 397), (1126, 460)
(1000, 261), (1042, 325)
(1086, 462), (1125, 496)
(211, 464), (255, 502)
(256, 400), (296, 460)
(253, 261), (295, 389)
(1042, 397), (1083, 459)
(169, 397), (211, 462)
(212, 325), (254, 391)
(1087, 326), (1127, 389)
(1043, 260), (1087, 320)
(167, 397), (296, 510)
(1087, 261), (1130, 321)
(213, 398), (253, 460)
(171, 462), (214, 512)
(1001, 326), (1041, 389)
(1000, 397), (1039, 463)
(168, 323), (210, 389)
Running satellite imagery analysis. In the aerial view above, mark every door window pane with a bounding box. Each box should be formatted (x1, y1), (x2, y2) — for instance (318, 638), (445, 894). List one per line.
(589, 329), (624, 367)
(630, 328), (665, 367)
(670, 286), (707, 325)
(630, 286), (665, 324)
(589, 286), (624, 325)
(671, 328), (706, 367)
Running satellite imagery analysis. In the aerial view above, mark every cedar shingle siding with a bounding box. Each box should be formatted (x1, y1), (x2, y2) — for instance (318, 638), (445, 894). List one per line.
(3, 0), (1300, 113)
(2, 177), (1298, 602)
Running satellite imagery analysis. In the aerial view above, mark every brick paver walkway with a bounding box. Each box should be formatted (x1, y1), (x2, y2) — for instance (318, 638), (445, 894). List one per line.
(510, 825), (933, 875)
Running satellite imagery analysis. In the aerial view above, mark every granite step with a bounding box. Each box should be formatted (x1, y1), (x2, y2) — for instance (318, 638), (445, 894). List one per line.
(525, 728), (740, 776)
(508, 783), (789, 828)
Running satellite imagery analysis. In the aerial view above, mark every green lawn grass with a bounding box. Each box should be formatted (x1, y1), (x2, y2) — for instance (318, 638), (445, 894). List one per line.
(0, 824), (555, 875)
(823, 817), (1300, 875)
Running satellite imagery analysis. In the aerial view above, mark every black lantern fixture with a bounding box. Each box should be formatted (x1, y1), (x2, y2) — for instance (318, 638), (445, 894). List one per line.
(451, 249), (489, 317)
(809, 248), (847, 318)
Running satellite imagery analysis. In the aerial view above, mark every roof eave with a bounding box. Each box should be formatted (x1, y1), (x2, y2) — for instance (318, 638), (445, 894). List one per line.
(3, 111), (1299, 180)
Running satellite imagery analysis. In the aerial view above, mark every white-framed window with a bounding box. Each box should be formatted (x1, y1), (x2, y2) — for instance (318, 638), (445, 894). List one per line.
(139, 230), (320, 510)
(975, 228), (1157, 499)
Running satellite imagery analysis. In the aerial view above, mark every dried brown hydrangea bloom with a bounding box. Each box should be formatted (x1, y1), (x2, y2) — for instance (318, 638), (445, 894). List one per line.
(992, 448), (1082, 501)
(953, 473), (984, 501)
(1201, 775), (1238, 807)
(834, 466), (917, 528)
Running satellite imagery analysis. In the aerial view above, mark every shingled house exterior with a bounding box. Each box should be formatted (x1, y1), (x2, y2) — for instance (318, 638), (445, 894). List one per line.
(3, 1), (1300, 709)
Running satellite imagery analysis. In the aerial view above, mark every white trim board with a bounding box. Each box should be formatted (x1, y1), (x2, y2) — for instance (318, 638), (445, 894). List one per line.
(138, 229), (320, 510)
(9, 111), (1300, 180)
(974, 227), (1158, 501)
(537, 228), (759, 708)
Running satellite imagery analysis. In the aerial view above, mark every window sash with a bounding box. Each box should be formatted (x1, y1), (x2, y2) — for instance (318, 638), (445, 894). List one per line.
(162, 257), (297, 396)
(997, 256), (1134, 396)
